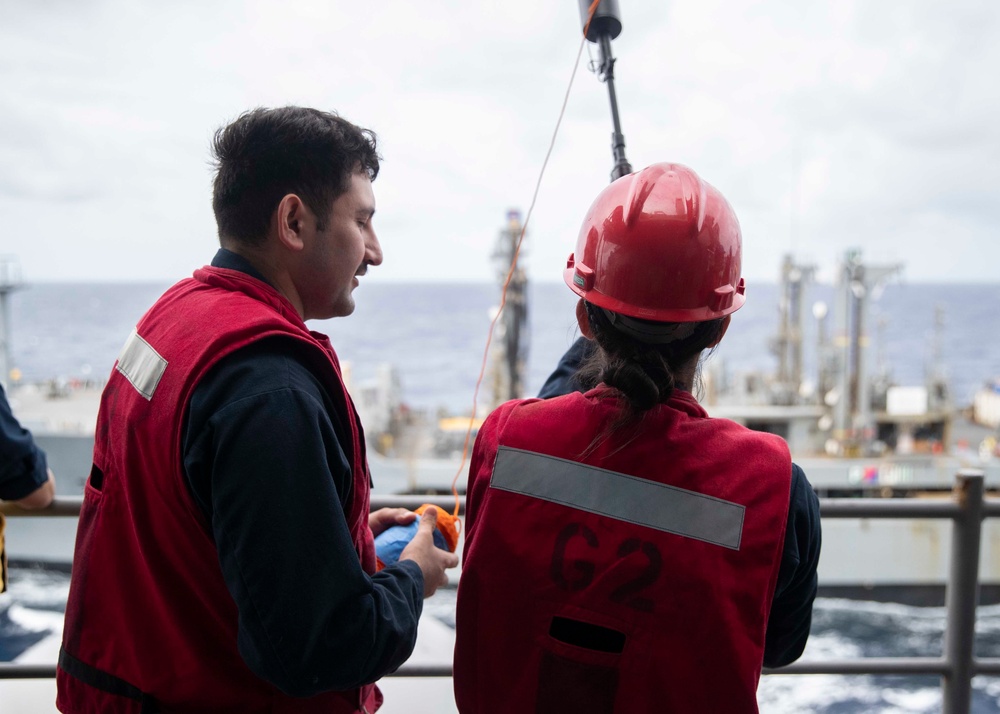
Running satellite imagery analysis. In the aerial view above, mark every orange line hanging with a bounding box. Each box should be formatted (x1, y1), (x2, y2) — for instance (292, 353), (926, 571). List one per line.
(447, 0), (602, 520)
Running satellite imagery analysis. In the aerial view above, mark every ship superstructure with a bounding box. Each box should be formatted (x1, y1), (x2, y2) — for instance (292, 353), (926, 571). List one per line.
(706, 249), (990, 495)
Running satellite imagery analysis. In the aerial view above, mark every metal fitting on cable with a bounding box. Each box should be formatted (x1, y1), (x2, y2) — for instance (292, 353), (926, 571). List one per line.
(578, 0), (633, 182)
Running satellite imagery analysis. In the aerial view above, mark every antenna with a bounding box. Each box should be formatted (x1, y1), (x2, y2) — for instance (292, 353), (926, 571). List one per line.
(578, 0), (633, 181)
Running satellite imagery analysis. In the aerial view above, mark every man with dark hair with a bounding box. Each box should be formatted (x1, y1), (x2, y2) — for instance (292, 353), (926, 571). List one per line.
(57, 106), (457, 713)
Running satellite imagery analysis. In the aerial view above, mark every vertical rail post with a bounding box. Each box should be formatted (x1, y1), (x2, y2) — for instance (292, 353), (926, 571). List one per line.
(942, 469), (985, 714)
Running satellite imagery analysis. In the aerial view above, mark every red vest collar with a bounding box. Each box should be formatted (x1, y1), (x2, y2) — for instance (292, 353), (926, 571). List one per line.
(583, 384), (709, 418)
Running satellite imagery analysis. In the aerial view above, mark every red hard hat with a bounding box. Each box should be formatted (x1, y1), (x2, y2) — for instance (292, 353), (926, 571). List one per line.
(564, 163), (746, 323)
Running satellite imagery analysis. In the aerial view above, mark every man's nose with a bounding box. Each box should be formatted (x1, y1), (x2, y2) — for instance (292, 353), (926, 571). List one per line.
(366, 229), (383, 266)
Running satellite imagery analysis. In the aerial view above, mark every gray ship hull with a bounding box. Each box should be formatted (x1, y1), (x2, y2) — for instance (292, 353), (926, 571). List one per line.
(7, 433), (1000, 605)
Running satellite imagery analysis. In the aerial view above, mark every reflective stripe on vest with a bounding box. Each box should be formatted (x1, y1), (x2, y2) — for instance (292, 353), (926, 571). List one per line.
(489, 445), (745, 550)
(115, 329), (168, 400)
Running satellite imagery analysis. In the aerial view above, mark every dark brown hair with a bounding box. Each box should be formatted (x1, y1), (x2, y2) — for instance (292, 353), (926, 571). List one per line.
(577, 301), (726, 454)
(211, 107), (380, 245)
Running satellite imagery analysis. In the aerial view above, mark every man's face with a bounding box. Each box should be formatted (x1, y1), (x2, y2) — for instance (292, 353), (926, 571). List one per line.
(298, 171), (382, 320)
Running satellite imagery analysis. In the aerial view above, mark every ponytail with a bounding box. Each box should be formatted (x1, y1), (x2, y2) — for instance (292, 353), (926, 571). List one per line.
(576, 302), (725, 457)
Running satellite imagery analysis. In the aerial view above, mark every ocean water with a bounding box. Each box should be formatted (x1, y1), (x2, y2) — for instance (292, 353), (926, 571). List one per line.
(6, 567), (1000, 712)
(3, 278), (1000, 711)
(7, 280), (1000, 413)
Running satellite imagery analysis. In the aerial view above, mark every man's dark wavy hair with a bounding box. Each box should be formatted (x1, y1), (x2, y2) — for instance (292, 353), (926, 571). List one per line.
(211, 106), (380, 245)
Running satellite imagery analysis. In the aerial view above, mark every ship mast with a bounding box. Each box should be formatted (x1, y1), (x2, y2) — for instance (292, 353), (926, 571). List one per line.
(831, 249), (902, 456)
(0, 256), (23, 392)
(488, 210), (529, 408)
(770, 254), (815, 405)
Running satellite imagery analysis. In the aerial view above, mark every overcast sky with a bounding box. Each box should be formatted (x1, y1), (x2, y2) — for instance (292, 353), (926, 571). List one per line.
(1, 0), (997, 285)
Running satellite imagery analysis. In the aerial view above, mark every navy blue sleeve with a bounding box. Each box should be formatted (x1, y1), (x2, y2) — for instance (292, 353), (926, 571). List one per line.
(0, 383), (49, 501)
(536, 336), (595, 399)
(182, 339), (424, 696)
(764, 463), (821, 667)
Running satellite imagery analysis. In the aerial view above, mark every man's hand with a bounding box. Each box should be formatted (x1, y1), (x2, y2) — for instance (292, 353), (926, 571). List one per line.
(399, 506), (459, 598)
(368, 507), (417, 538)
(13, 468), (56, 510)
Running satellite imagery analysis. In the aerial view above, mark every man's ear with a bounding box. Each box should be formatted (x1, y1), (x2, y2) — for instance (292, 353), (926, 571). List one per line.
(575, 299), (594, 339)
(275, 194), (308, 251)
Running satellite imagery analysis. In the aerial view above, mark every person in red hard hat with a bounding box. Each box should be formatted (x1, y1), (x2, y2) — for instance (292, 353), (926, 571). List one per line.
(455, 163), (821, 714)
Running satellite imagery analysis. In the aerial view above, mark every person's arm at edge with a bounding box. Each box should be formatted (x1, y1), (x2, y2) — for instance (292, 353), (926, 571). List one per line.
(0, 384), (54, 508)
(763, 463), (821, 668)
(11, 469), (55, 509)
(536, 336), (593, 399)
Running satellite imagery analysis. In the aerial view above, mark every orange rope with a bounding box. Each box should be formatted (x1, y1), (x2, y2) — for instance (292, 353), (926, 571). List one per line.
(583, 0), (601, 40)
(448, 0), (602, 519)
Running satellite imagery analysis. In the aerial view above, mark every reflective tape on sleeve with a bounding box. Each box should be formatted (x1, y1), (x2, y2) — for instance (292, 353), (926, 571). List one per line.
(490, 446), (744, 550)
(115, 328), (168, 400)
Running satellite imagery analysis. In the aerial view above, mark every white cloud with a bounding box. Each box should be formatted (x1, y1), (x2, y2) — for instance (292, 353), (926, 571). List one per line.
(0, 0), (996, 283)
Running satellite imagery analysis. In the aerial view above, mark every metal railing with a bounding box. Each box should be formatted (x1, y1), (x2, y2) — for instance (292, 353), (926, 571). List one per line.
(1, 470), (994, 713)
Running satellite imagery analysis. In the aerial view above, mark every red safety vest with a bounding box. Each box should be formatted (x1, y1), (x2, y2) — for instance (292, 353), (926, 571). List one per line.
(57, 266), (381, 714)
(455, 387), (792, 714)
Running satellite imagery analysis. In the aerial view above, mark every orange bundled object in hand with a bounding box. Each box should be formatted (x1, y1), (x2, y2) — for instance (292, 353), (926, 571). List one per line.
(374, 504), (461, 570)
(414, 503), (460, 553)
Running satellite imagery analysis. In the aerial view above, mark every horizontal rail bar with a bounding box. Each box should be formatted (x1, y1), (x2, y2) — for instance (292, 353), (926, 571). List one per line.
(0, 664), (56, 679)
(0, 494), (468, 518)
(370, 494), (466, 515)
(0, 662), (458, 680)
(402, 656), (1000, 678)
(1, 497), (83, 517)
(765, 658), (948, 676)
(820, 500), (961, 518)
(386, 665), (453, 678)
(5, 494), (998, 519)
(975, 659), (1000, 676)
(7, 658), (1000, 680)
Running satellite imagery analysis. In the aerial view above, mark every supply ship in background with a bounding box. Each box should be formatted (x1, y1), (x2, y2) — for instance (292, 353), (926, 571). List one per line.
(4, 219), (1000, 604)
(4, 0), (998, 603)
